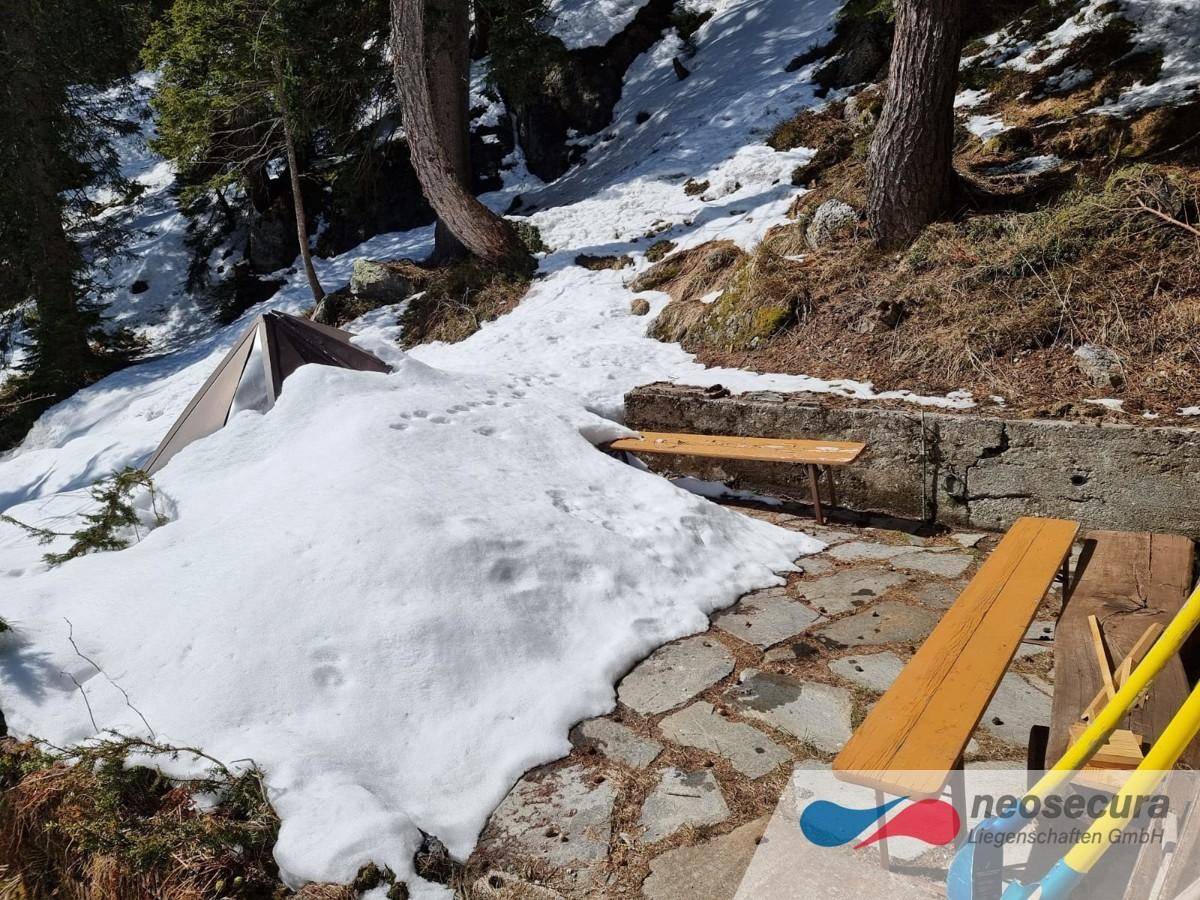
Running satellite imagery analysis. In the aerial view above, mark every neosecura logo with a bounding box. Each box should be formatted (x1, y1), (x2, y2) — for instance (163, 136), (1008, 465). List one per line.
(799, 795), (961, 849)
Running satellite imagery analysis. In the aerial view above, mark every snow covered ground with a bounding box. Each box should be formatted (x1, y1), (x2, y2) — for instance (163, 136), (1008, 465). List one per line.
(1, 351), (817, 887)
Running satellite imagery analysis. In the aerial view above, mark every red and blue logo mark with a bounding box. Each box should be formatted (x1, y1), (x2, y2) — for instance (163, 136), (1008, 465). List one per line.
(800, 795), (961, 850)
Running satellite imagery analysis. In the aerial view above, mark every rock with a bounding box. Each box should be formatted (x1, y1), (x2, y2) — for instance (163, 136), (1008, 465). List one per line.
(797, 556), (836, 576)
(826, 541), (910, 563)
(1073, 344), (1124, 388)
(130, 279), (149, 294)
(574, 253), (632, 271)
(952, 532), (988, 548)
(829, 651), (905, 693)
(806, 526), (859, 545)
(477, 764), (615, 870)
(913, 582), (961, 609)
(630, 298), (652, 316)
(639, 768), (730, 843)
(658, 701), (791, 778)
(1015, 621), (1055, 658)
(794, 567), (910, 615)
(805, 199), (858, 249)
(684, 178), (709, 196)
(712, 593), (820, 648)
(350, 259), (413, 303)
(309, 292), (342, 326)
(815, 18), (891, 91)
(642, 816), (769, 900)
(816, 601), (940, 648)
(617, 636), (735, 715)
(978, 674), (1053, 745)
(247, 197), (298, 273)
(571, 718), (662, 769)
(889, 550), (974, 578)
(672, 56), (692, 80)
(854, 298), (905, 334)
(724, 671), (852, 753)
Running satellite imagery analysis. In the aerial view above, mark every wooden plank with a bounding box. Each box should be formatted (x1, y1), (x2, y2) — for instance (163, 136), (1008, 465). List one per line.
(607, 431), (866, 466)
(1047, 531), (1198, 769)
(833, 516), (1079, 797)
(1080, 623), (1162, 722)
(1089, 614), (1118, 701)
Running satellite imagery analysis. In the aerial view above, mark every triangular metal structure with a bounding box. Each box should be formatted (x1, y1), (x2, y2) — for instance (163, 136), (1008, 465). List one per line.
(144, 311), (391, 475)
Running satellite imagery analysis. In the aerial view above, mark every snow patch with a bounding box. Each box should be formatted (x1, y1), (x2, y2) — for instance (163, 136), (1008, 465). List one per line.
(0, 356), (818, 886)
(545, 0), (653, 49)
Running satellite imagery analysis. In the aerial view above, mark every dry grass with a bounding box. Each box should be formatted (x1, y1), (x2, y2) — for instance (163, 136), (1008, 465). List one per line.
(397, 258), (533, 348)
(0, 737), (284, 900)
(659, 160), (1200, 419)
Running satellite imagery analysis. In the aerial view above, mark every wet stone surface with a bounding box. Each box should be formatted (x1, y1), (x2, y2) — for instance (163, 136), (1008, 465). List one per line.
(723, 670), (852, 753)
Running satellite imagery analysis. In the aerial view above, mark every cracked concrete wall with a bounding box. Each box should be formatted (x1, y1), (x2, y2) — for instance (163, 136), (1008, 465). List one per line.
(624, 383), (1200, 536)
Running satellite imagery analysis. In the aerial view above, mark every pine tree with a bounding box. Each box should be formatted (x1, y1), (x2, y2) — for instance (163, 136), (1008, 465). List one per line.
(392, 0), (532, 270)
(144, 0), (391, 302)
(0, 0), (154, 448)
(866, 0), (963, 249)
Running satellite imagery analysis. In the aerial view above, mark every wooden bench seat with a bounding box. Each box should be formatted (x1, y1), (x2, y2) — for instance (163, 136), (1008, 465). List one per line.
(832, 516), (1079, 799)
(606, 431), (866, 523)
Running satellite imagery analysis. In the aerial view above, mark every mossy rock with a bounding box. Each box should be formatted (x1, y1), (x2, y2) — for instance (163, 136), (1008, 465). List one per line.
(680, 259), (805, 352)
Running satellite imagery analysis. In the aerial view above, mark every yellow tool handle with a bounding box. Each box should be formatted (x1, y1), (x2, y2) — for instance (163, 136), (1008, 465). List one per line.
(1065, 677), (1200, 873)
(1030, 580), (1200, 799)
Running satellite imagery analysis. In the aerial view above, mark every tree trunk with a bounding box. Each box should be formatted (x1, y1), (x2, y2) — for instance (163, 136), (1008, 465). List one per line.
(866, 0), (963, 250)
(391, 0), (531, 269)
(427, 0), (471, 264)
(274, 65), (326, 302)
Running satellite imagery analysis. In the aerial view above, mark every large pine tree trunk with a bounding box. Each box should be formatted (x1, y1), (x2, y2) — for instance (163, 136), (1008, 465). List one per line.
(866, 0), (963, 250)
(391, 0), (530, 269)
(427, 0), (471, 264)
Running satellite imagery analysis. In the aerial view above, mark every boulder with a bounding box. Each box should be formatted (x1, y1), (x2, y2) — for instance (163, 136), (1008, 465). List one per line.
(350, 259), (413, 303)
(631, 298), (652, 316)
(805, 199), (858, 248)
(1073, 344), (1124, 388)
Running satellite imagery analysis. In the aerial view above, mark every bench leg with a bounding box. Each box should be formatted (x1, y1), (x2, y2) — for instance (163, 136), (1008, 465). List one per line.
(950, 755), (968, 845)
(806, 464), (825, 526)
(874, 789), (892, 871)
(824, 464), (838, 508)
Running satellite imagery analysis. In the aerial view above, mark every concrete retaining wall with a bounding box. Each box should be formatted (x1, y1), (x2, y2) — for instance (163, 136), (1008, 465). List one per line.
(624, 383), (1200, 536)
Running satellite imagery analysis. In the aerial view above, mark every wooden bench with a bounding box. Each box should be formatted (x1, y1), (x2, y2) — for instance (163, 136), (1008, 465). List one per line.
(605, 431), (867, 524)
(832, 516), (1080, 801)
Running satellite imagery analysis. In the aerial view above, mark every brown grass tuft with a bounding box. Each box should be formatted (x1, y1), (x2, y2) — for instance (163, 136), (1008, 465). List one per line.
(397, 259), (533, 347)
